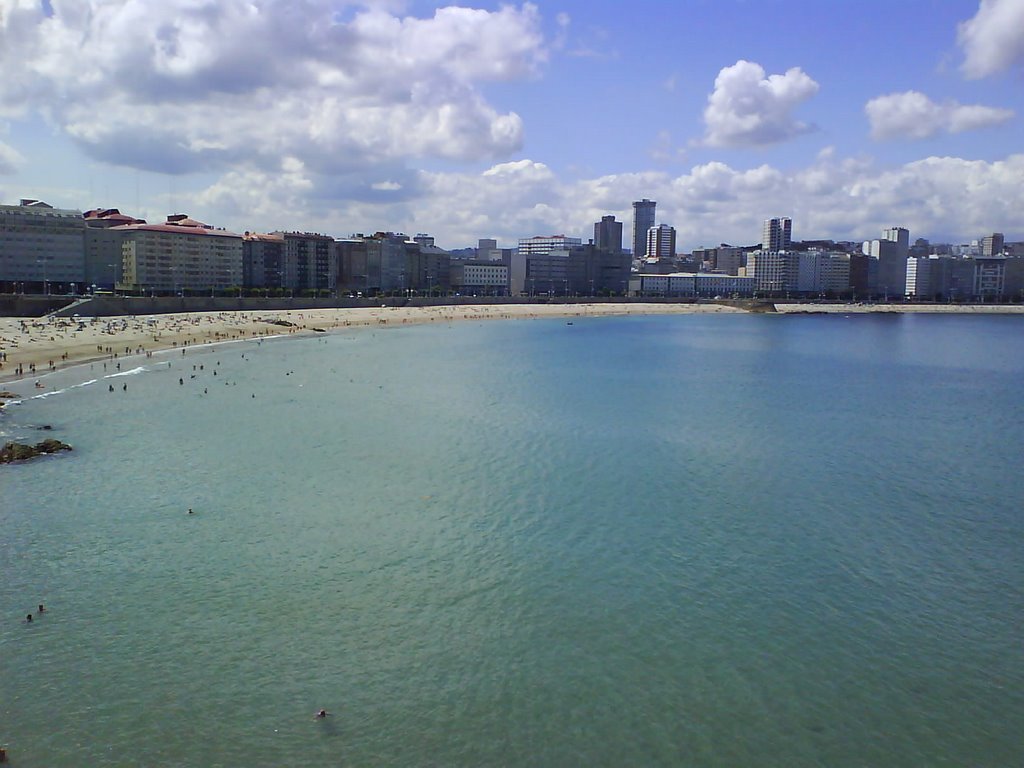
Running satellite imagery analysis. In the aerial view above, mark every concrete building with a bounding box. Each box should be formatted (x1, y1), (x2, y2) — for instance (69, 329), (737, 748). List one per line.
(982, 233), (1005, 257)
(746, 250), (798, 293)
(646, 224), (676, 261)
(882, 227), (910, 257)
(694, 245), (746, 275)
(84, 208), (145, 289)
(280, 232), (337, 293)
(632, 199), (656, 257)
(632, 272), (755, 297)
(594, 215), (623, 253)
(0, 199), (87, 292)
(338, 233), (450, 294)
(116, 215), (243, 293)
(517, 235), (582, 256)
(450, 260), (509, 295)
(476, 238), (513, 263)
(762, 217), (792, 251)
(243, 233), (285, 289)
(511, 244), (630, 296)
(818, 252), (852, 294)
(864, 237), (907, 297)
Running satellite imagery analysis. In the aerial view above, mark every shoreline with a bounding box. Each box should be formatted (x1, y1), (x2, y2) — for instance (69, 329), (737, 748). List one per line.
(0, 302), (744, 388)
(3, 300), (1023, 390)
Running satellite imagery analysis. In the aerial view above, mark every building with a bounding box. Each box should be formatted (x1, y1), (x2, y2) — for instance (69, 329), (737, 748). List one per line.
(864, 236), (908, 297)
(594, 215), (623, 253)
(762, 217), (792, 252)
(694, 245), (746, 275)
(882, 227), (910, 257)
(517, 235), (582, 256)
(243, 233), (285, 289)
(84, 208), (145, 289)
(510, 244), (630, 296)
(280, 232), (337, 293)
(0, 199), (87, 292)
(450, 260), (509, 295)
(116, 215), (243, 293)
(746, 250), (798, 293)
(632, 199), (656, 258)
(337, 233), (450, 294)
(646, 224), (676, 261)
(982, 233), (1005, 257)
(476, 238), (512, 263)
(632, 272), (755, 297)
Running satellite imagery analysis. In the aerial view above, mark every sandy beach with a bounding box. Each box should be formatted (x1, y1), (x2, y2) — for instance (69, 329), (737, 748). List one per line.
(0, 302), (745, 385)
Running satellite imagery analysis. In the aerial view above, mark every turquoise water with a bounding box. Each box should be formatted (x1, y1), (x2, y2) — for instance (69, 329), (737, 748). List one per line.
(2, 314), (1023, 766)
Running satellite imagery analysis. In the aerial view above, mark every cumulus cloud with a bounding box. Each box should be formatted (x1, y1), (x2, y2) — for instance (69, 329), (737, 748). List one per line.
(0, 1), (546, 173)
(866, 91), (1014, 140)
(0, 139), (24, 174)
(183, 150), (1024, 249)
(701, 60), (819, 147)
(958, 0), (1024, 78)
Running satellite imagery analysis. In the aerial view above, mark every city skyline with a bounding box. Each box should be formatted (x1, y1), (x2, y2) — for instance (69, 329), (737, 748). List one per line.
(0, 0), (1022, 250)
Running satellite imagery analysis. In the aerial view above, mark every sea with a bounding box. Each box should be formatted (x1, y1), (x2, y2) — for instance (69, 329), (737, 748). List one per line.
(1, 312), (1022, 767)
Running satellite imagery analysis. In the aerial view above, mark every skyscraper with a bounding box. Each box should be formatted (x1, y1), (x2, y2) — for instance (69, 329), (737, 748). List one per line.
(632, 199), (656, 258)
(594, 215), (623, 253)
(646, 224), (676, 260)
(762, 217), (792, 251)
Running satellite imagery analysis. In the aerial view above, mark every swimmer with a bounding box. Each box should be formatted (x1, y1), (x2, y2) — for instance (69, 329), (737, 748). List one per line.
(25, 614), (32, 623)
(315, 709), (329, 719)
(188, 508), (194, 515)
(38, 604), (45, 613)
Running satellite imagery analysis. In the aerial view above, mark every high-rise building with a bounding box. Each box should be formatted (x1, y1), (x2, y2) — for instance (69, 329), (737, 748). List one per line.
(632, 199), (656, 257)
(594, 215), (623, 253)
(646, 224), (676, 261)
(882, 226), (910, 258)
(982, 233), (1005, 257)
(762, 217), (792, 251)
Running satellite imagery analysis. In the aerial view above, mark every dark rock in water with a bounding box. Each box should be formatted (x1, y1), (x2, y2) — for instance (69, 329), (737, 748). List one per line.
(1, 439), (73, 464)
(0, 390), (19, 399)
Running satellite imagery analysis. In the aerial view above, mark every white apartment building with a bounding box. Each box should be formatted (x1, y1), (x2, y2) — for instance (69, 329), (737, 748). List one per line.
(646, 224), (676, 260)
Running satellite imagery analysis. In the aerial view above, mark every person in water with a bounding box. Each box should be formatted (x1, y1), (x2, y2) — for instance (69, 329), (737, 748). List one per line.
(315, 709), (329, 719)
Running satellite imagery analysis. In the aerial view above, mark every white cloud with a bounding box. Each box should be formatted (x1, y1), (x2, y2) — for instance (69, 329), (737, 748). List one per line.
(958, 0), (1024, 78)
(184, 151), (1024, 249)
(0, 139), (24, 174)
(0, 1), (546, 173)
(701, 60), (819, 147)
(866, 90), (1014, 140)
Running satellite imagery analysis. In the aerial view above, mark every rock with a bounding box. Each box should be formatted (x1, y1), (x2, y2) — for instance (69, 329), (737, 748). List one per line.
(0, 391), (18, 399)
(1, 439), (73, 464)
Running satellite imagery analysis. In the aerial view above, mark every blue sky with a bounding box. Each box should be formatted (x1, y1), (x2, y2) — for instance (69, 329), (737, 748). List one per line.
(0, 0), (1021, 250)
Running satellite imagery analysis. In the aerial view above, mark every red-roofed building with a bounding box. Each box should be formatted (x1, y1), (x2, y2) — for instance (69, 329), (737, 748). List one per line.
(84, 208), (146, 288)
(115, 214), (243, 292)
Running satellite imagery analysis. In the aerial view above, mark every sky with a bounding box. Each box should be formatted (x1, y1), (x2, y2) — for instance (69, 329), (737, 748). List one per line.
(0, 0), (1022, 250)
